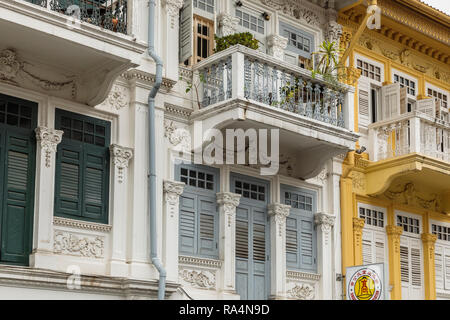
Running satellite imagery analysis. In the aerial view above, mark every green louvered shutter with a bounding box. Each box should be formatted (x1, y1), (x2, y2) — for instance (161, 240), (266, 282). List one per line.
(1, 131), (35, 264)
(54, 109), (110, 224)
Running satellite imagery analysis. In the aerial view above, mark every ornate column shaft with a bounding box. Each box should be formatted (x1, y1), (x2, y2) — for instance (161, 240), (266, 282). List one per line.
(267, 34), (288, 61)
(315, 212), (335, 299)
(108, 144), (133, 276)
(422, 233), (437, 300)
(163, 180), (185, 282)
(268, 203), (290, 299)
(217, 13), (239, 37)
(353, 217), (365, 266)
(30, 127), (63, 267)
(217, 192), (240, 294)
(386, 225), (403, 300)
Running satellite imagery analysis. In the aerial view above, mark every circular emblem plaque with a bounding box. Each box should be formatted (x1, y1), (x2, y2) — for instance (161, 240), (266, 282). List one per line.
(347, 267), (382, 300)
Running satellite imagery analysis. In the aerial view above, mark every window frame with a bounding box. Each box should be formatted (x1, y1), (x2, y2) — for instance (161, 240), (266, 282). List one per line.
(192, 14), (215, 65)
(279, 22), (314, 59)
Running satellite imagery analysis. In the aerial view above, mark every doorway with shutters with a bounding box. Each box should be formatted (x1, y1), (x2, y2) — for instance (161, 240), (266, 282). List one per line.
(0, 93), (37, 266)
(176, 163), (220, 259)
(281, 185), (317, 272)
(231, 173), (270, 300)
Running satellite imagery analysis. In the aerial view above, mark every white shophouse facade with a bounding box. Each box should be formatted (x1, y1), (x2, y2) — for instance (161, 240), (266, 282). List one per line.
(0, 0), (358, 299)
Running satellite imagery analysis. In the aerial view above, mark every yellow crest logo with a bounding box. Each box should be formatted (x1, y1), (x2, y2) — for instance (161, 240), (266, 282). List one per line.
(348, 267), (382, 300)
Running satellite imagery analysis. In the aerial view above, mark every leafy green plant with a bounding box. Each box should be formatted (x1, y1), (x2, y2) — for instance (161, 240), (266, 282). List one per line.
(181, 72), (206, 109)
(214, 32), (259, 53)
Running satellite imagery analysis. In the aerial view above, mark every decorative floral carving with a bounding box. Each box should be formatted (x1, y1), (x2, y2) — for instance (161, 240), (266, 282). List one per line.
(53, 231), (104, 258)
(268, 203), (291, 237)
(267, 34), (288, 61)
(351, 171), (366, 192)
(384, 182), (442, 213)
(179, 269), (216, 289)
(314, 213), (335, 234)
(164, 0), (184, 28)
(260, 0), (324, 27)
(0, 49), (75, 93)
(35, 127), (64, 168)
(217, 13), (239, 37)
(164, 120), (191, 153)
(109, 144), (133, 183)
(217, 192), (241, 227)
(287, 283), (315, 300)
(101, 84), (129, 110)
(325, 21), (343, 45)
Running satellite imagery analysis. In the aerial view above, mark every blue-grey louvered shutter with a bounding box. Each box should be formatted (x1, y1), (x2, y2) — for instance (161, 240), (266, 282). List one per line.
(197, 195), (218, 257)
(179, 193), (197, 255)
(179, 0), (193, 63)
(299, 214), (316, 271)
(286, 216), (298, 269)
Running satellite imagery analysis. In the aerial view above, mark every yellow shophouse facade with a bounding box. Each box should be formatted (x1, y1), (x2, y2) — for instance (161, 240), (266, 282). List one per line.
(338, 0), (450, 300)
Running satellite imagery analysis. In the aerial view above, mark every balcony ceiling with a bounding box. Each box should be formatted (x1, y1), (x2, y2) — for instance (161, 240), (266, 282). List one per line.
(0, 0), (146, 106)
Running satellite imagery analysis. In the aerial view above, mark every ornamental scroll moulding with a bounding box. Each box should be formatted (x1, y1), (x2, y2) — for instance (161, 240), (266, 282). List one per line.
(179, 268), (216, 289)
(287, 283), (315, 300)
(53, 230), (104, 258)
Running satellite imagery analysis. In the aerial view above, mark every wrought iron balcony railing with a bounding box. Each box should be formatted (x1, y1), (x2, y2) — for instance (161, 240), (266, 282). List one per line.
(24, 0), (127, 34)
(369, 110), (450, 162)
(193, 45), (353, 129)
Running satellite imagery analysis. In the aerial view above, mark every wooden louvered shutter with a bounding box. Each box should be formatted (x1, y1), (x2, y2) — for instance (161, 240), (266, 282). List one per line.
(435, 244), (444, 290)
(179, 193), (197, 255)
(198, 195), (218, 257)
(83, 145), (109, 223)
(55, 144), (82, 218)
(444, 247), (450, 290)
(400, 86), (407, 114)
(362, 229), (373, 265)
(179, 0), (193, 64)
(416, 97), (436, 117)
(1, 131), (35, 264)
(286, 217), (298, 268)
(358, 78), (370, 126)
(381, 82), (400, 120)
(299, 215), (315, 271)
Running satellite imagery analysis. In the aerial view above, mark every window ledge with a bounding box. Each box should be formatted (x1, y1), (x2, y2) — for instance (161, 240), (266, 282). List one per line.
(286, 269), (321, 282)
(178, 255), (222, 269)
(53, 217), (112, 233)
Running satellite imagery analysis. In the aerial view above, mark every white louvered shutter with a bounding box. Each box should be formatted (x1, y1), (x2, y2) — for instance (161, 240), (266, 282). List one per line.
(358, 77), (370, 127)
(374, 231), (385, 263)
(435, 244), (444, 290)
(362, 228), (386, 265)
(381, 82), (401, 120)
(400, 86), (407, 114)
(416, 97), (436, 117)
(445, 247), (450, 290)
(362, 229), (373, 265)
(179, 0), (193, 63)
(410, 238), (423, 299)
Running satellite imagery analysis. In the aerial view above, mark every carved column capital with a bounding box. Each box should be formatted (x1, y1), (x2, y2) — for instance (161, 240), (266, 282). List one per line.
(386, 225), (403, 254)
(109, 144), (133, 183)
(217, 192), (241, 227)
(35, 126), (64, 168)
(217, 13), (239, 37)
(352, 217), (365, 232)
(421, 233), (437, 244)
(163, 0), (184, 17)
(267, 34), (288, 61)
(315, 212), (335, 234)
(268, 203), (291, 237)
(163, 180), (185, 207)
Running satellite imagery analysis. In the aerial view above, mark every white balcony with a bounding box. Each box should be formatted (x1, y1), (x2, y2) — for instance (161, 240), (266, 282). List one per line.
(369, 111), (450, 163)
(0, 0), (146, 106)
(190, 45), (359, 179)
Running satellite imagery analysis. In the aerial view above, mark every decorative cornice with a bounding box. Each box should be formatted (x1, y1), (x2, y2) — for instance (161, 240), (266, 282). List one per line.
(109, 144), (133, 184)
(53, 216), (112, 233)
(178, 255), (222, 269)
(164, 102), (193, 120)
(286, 270), (321, 281)
(35, 126), (64, 168)
(121, 69), (176, 91)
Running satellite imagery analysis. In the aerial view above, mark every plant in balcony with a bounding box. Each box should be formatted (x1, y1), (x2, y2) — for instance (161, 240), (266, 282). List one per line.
(181, 72), (206, 110)
(214, 32), (259, 53)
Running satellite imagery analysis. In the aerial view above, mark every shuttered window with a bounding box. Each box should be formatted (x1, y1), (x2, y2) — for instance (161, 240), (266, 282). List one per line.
(359, 205), (386, 266)
(433, 223), (450, 292)
(283, 186), (316, 272)
(54, 109), (110, 224)
(177, 164), (219, 258)
(398, 212), (423, 300)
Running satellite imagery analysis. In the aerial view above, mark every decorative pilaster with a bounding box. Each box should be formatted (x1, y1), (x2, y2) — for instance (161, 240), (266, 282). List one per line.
(163, 0), (184, 79)
(421, 233), (437, 300)
(163, 0), (184, 28)
(108, 144), (133, 276)
(163, 180), (185, 282)
(315, 212), (335, 299)
(267, 34), (288, 61)
(217, 13), (239, 37)
(35, 126), (63, 168)
(340, 176), (354, 293)
(268, 203), (290, 299)
(217, 192), (240, 294)
(353, 217), (365, 266)
(386, 225), (403, 300)
(30, 126), (63, 268)
(110, 144), (133, 183)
